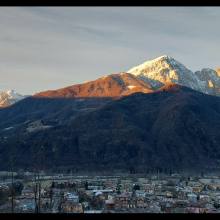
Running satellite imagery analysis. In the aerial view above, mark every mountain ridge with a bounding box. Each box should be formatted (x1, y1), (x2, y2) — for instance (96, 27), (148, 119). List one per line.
(34, 72), (154, 98)
(34, 55), (220, 99)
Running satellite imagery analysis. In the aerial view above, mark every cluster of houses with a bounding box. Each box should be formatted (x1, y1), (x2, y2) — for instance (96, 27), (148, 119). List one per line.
(1, 173), (220, 213)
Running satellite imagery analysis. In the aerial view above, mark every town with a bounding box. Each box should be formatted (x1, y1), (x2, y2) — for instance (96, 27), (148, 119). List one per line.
(1, 171), (220, 213)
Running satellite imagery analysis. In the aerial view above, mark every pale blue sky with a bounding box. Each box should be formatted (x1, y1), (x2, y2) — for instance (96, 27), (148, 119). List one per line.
(0, 7), (220, 94)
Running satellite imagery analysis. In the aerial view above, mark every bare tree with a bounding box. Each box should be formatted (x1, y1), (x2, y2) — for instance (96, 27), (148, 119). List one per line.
(49, 186), (53, 211)
(33, 145), (45, 213)
(38, 172), (41, 213)
(7, 140), (17, 213)
(9, 156), (15, 213)
(58, 192), (64, 213)
(10, 164), (14, 213)
(34, 172), (39, 213)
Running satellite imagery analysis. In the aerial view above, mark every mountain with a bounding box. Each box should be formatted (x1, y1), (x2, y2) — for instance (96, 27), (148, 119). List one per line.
(127, 55), (202, 90)
(0, 55), (220, 173)
(127, 55), (220, 96)
(35, 56), (220, 99)
(0, 85), (220, 173)
(0, 90), (26, 108)
(35, 72), (154, 98)
(0, 72), (154, 140)
(0, 96), (112, 131)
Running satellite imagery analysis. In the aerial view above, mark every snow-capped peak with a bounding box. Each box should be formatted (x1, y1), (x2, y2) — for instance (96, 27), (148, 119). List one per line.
(127, 55), (173, 75)
(126, 55), (220, 96)
(0, 89), (26, 107)
(195, 68), (220, 95)
(127, 55), (202, 91)
(5, 89), (23, 99)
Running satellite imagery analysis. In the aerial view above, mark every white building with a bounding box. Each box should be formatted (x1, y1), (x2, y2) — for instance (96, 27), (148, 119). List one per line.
(187, 193), (197, 203)
(65, 192), (79, 203)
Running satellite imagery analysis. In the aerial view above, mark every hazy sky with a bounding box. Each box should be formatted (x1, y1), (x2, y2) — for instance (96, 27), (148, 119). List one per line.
(0, 7), (220, 94)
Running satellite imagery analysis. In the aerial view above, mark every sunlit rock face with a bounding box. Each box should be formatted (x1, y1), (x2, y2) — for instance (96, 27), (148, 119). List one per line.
(127, 55), (202, 91)
(127, 55), (220, 96)
(216, 68), (220, 77)
(195, 68), (220, 96)
(35, 72), (154, 98)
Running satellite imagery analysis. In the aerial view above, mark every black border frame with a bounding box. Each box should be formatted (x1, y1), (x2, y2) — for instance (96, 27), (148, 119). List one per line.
(1, 2), (220, 220)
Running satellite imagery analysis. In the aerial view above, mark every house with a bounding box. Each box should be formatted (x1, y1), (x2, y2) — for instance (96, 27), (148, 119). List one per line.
(192, 186), (204, 193)
(172, 207), (187, 213)
(148, 202), (161, 213)
(165, 191), (174, 198)
(92, 189), (113, 194)
(135, 196), (147, 208)
(187, 181), (204, 193)
(186, 207), (208, 213)
(182, 186), (193, 193)
(105, 198), (115, 210)
(41, 198), (51, 210)
(115, 193), (131, 209)
(135, 190), (146, 197)
(130, 191), (148, 209)
(160, 201), (174, 213)
(177, 190), (187, 200)
(61, 201), (83, 213)
(81, 201), (89, 210)
(143, 183), (154, 193)
(18, 200), (35, 212)
(93, 191), (106, 202)
(88, 185), (104, 190)
(187, 193), (197, 203)
(64, 192), (79, 203)
(174, 200), (189, 208)
(21, 188), (35, 199)
(84, 210), (103, 213)
(198, 194), (210, 203)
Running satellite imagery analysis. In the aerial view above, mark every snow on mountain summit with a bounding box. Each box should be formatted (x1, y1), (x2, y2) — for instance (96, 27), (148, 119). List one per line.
(6, 89), (23, 99)
(127, 55), (220, 96)
(195, 68), (220, 95)
(127, 55), (203, 92)
(0, 89), (26, 108)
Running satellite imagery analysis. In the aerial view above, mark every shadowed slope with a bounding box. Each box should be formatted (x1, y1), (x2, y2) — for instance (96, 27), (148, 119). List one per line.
(0, 85), (220, 173)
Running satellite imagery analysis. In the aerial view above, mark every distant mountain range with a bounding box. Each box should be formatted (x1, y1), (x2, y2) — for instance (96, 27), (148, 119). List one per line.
(1, 55), (220, 173)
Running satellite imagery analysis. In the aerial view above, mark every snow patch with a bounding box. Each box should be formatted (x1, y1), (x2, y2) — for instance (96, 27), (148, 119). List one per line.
(3, 127), (14, 131)
(127, 85), (137, 90)
(0, 89), (26, 107)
